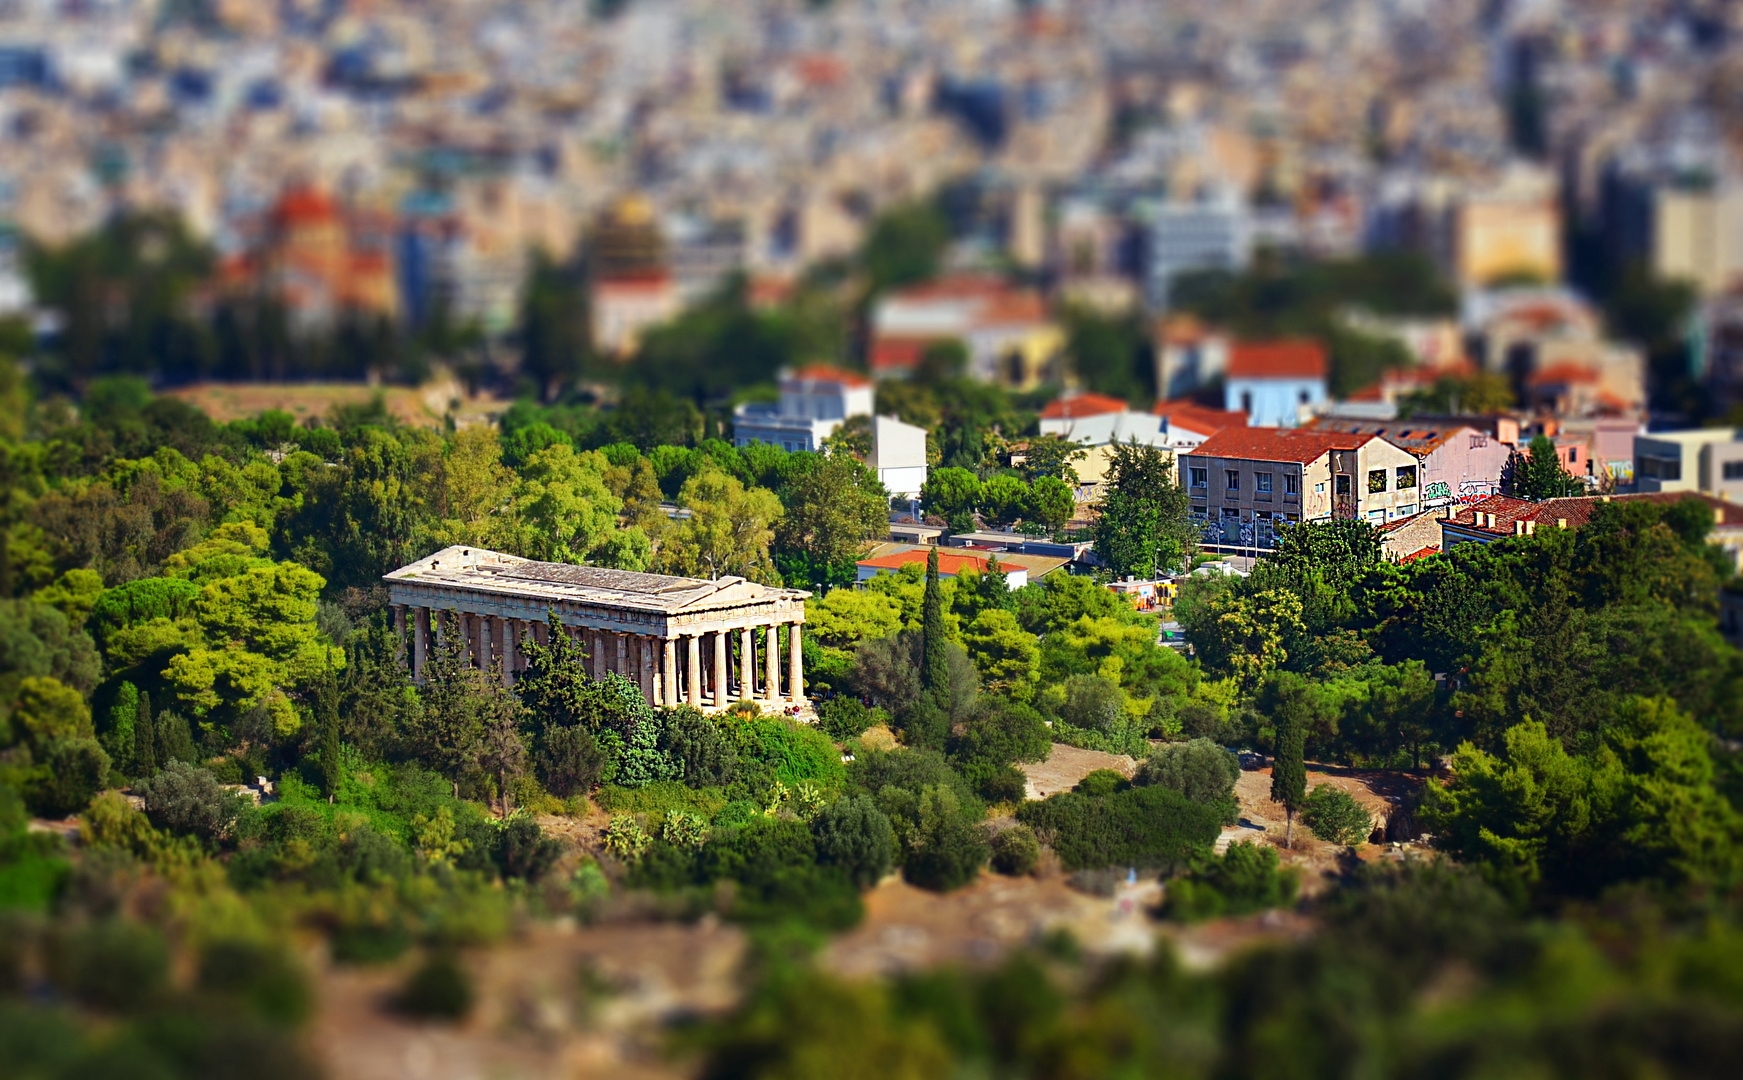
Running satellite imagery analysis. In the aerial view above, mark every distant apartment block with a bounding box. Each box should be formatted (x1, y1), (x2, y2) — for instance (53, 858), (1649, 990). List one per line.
(1450, 166), (1562, 288)
(1633, 428), (1743, 502)
(1303, 416), (1511, 508)
(869, 275), (1063, 389)
(733, 366), (875, 454)
(1146, 186), (1251, 309)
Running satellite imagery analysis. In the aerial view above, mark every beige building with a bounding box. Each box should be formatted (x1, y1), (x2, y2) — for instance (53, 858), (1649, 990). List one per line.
(384, 546), (810, 711)
(1633, 428), (1743, 502)
(1453, 167), (1563, 287)
(1653, 186), (1743, 296)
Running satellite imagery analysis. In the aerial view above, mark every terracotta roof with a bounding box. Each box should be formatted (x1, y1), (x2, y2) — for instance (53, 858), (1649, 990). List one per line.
(1402, 545), (1440, 562)
(1183, 427), (1371, 464)
(1528, 362), (1600, 386)
(273, 187), (338, 226)
(1153, 399), (1248, 433)
(594, 271), (674, 292)
(1042, 392), (1129, 420)
(1443, 492), (1743, 538)
(1300, 416), (1470, 457)
(869, 336), (931, 374)
(785, 365), (871, 389)
(1227, 339), (1327, 380)
(977, 292), (1048, 324)
(858, 549), (998, 576)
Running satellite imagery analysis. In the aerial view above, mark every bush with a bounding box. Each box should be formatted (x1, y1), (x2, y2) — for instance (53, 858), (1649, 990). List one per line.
(661, 810), (711, 850)
(1074, 769), (1128, 797)
(849, 748), (982, 817)
(1136, 738), (1241, 826)
(724, 713), (847, 792)
(493, 815), (563, 881)
(661, 708), (738, 787)
(140, 761), (249, 845)
(1056, 675), (1126, 732)
(198, 939), (313, 1026)
(26, 739), (109, 818)
(51, 919), (169, 1012)
(818, 697), (885, 742)
(811, 795), (896, 888)
(1016, 785), (1221, 872)
(1163, 840), (1299, 921)
(537, 725), (607, 797)
(1301, 784), (1373, 846)
(990, 825), (1040, 876)
(949, 698), (1051, 770)
(974, 763), (1028, 805)
(595, 781), (728, 819)
(400, 952), (473, 1020)
(896, 785), (989, 892)
(602, 814), (651, 863)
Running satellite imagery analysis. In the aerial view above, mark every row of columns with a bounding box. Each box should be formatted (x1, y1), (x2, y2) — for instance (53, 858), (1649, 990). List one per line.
(391, 604), (803, 711)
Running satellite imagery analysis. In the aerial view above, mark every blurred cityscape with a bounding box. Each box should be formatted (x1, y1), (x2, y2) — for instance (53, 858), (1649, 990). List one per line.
(2, 0), (1743, 441)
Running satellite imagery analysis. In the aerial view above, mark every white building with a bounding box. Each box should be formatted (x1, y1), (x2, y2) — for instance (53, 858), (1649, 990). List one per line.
(733, 366), (875, 453)
(1146, 186), (1251, 309)
(868, 416), (928, 499)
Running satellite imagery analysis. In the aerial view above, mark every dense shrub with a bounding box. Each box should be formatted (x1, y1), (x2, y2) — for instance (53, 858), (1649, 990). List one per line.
(990, 825), (1040, 876)
(971, 763), (1028, 804)
(1017, 785), (1221, 871)
(662, 707), (738, 787)
(140, 762), (249, 845)
(1163, 841), (1299, 921)
(1136, 738), (1241, 826)
(818, 697), (885, 742)
(595, 781), (728, 819)
(50, 919), (170, 1013)
(700, 816), (863, 929)
(849, 748), (982, 817)
(26, 739), (110, 818)
(198, 939), (313, 1026)
(536, 725), (606, 797)
(811, 795), (896, 888)
(1074, 769), (1128, 797)
(492, 815), (564, 881)
(400, 953), (473, 1019)
(886, 785), (989, 892)
(1301, 784), (1373, 846)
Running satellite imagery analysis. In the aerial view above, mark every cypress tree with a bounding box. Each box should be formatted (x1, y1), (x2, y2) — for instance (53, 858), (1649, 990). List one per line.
(921, 546), (949, 698)
(1271, 706), (1307, 849)
(133, 690), (157, 780)
(317, 662), (343, 803)
(108, 682), (139, 777)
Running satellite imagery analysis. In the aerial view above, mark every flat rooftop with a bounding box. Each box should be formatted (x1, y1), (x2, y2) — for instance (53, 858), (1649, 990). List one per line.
(384, 546), (809, 615)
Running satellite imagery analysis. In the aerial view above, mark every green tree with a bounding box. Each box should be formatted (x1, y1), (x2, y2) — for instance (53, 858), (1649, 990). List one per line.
(922, 548), (949, 702)
(1271, 700), (1308, 848)
(405, 618), (485, 797)
(474, 666), (528, 819)
(812, 794), (897, 888)
(961, 609), (1039, 699)
(863, 202), (950, 293)
(1024, 476), (1076, 532)
(133, 689), (157, 780)
(518, 251), (590, 399)
(1506, 435), (1584, 501)
(1092, 441), (1193, 578)
(1300, 784), (1373, 845)
(978, 475), (1030, 529)
(920, 467), (981, 530)
(775, 450), (889, 589)
(1136, 738), (1241, 825)
(315, 662), (342, 803)
(657, 466), (783, 583)
(494, 444), (647, 568)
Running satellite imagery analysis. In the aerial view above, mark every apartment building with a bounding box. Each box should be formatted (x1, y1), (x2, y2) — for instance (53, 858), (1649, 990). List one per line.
(1633, 428), (1743, 502)
(732, 366), (875, 453)
(1180, 429), (1421, 550)
(1302, 417), (1512, 507)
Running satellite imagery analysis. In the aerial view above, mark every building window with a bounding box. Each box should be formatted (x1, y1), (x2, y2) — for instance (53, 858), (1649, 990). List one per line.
(1240, 391), (1253, 415)
(1226, 470), (1240, 491)
(1189, 467), (1208, 488)
(1725, 461), (1743, 481)
(1298, 390), (1310, 405)
(1367, 469), (1387, 494)
(1314, 482), (1327, 494)
(1367, 509), (1386, 523)
(1470, 434), (1488, 449)
(1285, 474), (1299, 495)
(1396, 504), (1417, 517)
(1395, 465), (1417, 489)
(1335, 475), (1350, 496)
(1255, 472), (1273, 493)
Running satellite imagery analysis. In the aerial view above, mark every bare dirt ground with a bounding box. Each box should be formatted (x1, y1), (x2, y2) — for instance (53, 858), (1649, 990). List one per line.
(167, 379), (510, 429)
(1226, 763), (1424, 894)
(1018, 742), (1138, 799)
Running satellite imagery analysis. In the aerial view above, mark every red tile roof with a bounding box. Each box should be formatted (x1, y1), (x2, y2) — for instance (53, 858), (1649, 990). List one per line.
(1227, 339), (1328, 380)
(1527, 362), (1600, 386)
(785, 365), (871, 388)
(858, 549), (997, 576)
(869, 336), (931, 374)
(1042, 392), (1129, 420)
(1152, 399), (1249, 433)
(1443, 492), (1743, 538)
(1183, 427), (1372, 464)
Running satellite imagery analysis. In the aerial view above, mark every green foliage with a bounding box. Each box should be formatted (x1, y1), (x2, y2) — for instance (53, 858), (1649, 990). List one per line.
(775, 450), (889, 588)
(1163, 840), (1299, 921)
(1506, 435), (1585, 500)
(818, 696), (886, 742)
(863, 201), (951, 293)
(1017, 784), (1221, 871)
(812, 794), (897, 888)
(1137, 738), (1242, 825)
(1092, 441), (1194, 579)
(400, 952), (474, 1020)
(661, 809), (712, 850)
(140, 762), (249, 846)
(889, 784), (989, 891)
(990, 824), (1041, 876)
(1300, 785), (1373, 845)
(595, 781), (728, 820)
(603, 813), (652, 863)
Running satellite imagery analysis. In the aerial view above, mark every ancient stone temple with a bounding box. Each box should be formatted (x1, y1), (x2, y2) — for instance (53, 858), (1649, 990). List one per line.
(383, 546), (809, 710)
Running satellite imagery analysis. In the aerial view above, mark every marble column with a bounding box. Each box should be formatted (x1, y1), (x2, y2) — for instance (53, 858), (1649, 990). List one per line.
(413, 607), (429, 680)
(498, 617), (515, 686)
(739, 627), (755, 701)
(391, 605), (406, 662)
(765, 624), (780, 704)
(638, 637), (656, 706)
(479, 615), (495, 675)
(616, 633), (629, 678)
(788, 623), (804, 703)
(590, 629), (606, 679)
(663, 638), (680, 707)
(713, 631), (729, 709)
(456, 612), (472, 666)
(686, 634), (703, 707)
